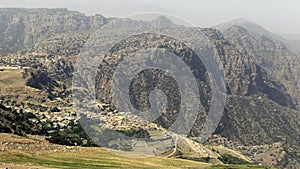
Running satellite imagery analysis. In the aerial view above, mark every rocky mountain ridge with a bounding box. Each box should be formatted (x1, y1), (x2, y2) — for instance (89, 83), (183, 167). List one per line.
(0, 8), (110, 53)
(215, 19), (300, 109)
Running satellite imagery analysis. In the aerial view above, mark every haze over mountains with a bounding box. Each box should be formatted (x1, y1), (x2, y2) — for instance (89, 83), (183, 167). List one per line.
(0, 8), (299, 168)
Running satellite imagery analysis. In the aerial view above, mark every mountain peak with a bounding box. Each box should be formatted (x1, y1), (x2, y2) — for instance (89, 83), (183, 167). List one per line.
(213, 18), (276, 39)
(151, 15), (175, 28)
(152, 15), (172, 22)
(213, 17), (255, 31)
(230, 17), (252, 24)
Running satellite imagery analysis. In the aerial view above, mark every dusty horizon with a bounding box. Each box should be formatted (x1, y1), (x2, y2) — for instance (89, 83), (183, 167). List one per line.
(0, 0), (299, 35)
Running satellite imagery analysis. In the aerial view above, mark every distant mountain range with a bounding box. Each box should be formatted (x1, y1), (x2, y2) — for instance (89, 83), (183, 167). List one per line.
(215, 18), (300, 55)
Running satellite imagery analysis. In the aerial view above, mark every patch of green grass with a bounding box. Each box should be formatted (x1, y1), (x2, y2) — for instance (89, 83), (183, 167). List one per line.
(218, 154), (250, 165)
(1, 153), (120, 168)
(179, 156), (211, 163)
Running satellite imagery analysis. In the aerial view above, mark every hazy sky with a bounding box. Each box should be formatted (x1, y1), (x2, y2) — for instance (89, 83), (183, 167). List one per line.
(0, 0), (299, 34)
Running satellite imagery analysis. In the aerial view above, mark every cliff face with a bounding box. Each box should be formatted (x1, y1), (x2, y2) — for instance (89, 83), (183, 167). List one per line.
(95, 33), (211, 131)
(216, 22), (300, 109)
(0, 8), (109, 53)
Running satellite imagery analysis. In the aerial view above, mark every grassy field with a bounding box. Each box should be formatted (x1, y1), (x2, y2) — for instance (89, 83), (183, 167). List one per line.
(0, 149), (211, 169)
(0, 149), (276, 169)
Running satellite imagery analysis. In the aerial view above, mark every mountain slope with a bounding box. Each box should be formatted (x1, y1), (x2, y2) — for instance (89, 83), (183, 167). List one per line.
(215, 19), (300, 109)
(214, 18), (277, 40)
(0, 8), (110, 53)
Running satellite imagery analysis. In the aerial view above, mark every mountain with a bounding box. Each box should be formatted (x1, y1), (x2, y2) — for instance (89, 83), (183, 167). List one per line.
(0, 8), (299, 168)
(214, 18), (300, 110)
(279, 33), (300, 54)
(92, 25), (300, 167)
(215, 18), (300, 55)
(0, 8), (111, 54)
(214, 18), (278, 39)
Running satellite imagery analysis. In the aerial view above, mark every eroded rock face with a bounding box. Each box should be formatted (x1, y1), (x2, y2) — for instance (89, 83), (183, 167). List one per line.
(203, 28), (293, 108)
(94, 30), (294, 137)
(0, 8), (109, 53)
(220, 25), (299, 109)
(95, 33), (210, 130)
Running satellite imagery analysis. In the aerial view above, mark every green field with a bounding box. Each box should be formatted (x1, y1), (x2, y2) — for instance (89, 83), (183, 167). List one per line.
(0, 150), (275, 169)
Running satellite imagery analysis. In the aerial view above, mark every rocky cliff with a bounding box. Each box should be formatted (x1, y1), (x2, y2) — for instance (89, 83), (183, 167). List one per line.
(216, 19), (300, 109)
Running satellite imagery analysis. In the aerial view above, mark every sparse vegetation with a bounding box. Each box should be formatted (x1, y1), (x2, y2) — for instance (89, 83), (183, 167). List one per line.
(180, 156), (211, 163)
(46, 122), (98, 147)
(116, 128), (150, 138)
(217, 154), (250, 165)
